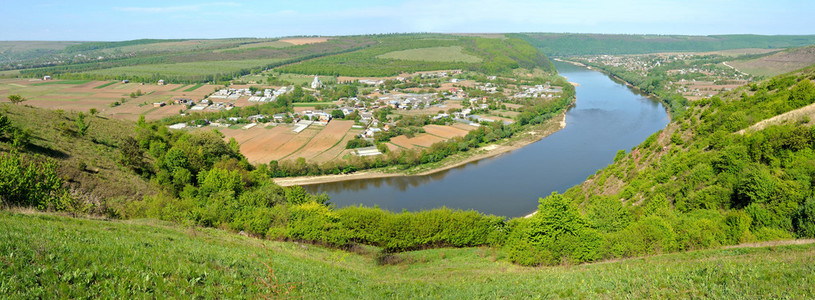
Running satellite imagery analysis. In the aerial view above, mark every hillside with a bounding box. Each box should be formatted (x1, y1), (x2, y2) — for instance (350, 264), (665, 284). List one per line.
(277, 34), (556, 77)
(10, 38), (375, 83)
(560, 66), (815, 246)
(2, 211), (813, 298)
(729, 45), (815, 77)
(517, 33), (815, 56)
(4, 34), (556, 83)
(0, 104), (157, 209)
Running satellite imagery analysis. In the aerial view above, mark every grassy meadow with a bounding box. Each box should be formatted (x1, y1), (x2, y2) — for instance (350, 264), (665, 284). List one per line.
(1, 211), (813, 299)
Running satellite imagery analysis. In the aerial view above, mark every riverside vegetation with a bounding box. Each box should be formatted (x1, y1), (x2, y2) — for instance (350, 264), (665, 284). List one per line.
(2, 35), (815, 296)
(3, 67), (815, 263)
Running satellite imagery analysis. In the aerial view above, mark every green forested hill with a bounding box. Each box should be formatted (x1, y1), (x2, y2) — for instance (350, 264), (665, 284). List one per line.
(517, 33), (815, 56)
(560, 66), (815, 251)
(277, 34), (556, 77)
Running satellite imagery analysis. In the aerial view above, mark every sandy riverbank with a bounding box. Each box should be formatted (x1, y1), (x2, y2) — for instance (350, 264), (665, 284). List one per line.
(274, 112), (568, 186)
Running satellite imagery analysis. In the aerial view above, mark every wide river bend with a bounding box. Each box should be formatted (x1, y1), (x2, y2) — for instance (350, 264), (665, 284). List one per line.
(304, 62), (670, 218)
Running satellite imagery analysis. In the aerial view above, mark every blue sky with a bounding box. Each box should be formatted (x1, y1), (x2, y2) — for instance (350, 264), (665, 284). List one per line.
(3, 0), (813, 41)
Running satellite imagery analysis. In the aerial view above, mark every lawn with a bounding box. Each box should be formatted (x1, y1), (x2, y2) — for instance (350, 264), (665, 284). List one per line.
(2, 211), (814, 299)
(378, 46), (483, 63)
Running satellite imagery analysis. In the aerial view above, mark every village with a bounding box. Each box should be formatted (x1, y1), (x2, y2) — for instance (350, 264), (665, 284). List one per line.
(576, 53), (753, 100)
(163, 70), (565, 164)
(0, 67), (565, 165)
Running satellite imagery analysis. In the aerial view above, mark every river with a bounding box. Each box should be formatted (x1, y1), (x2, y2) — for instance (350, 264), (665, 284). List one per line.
(304, 61), (670, 218)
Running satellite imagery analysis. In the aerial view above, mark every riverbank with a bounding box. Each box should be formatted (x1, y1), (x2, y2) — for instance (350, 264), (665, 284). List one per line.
(274, 112), (567, 186)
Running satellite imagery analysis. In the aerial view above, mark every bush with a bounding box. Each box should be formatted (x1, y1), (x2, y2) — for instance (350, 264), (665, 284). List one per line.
(0, 152), (71, 211)
(286, 202), (349, 247)
(724, 210), (754, 244)
(793, 197), (815, 238)
(505, 193), (602, 266)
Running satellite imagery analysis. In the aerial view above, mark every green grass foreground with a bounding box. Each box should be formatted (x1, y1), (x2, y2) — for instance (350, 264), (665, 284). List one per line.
(2, 211), (813, 299)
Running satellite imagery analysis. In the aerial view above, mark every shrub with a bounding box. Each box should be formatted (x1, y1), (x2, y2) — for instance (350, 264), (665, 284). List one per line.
(0, 152), (70, 211)
(505, 192), (602, 265)
(286, 202), (349, 247)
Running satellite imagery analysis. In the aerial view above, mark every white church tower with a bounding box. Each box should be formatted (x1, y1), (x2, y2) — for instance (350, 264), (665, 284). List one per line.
(311, 76), (322, 89)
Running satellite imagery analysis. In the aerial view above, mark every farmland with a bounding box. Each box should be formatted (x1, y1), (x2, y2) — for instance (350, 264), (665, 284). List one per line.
(215, 121), (360, 164)
(85, 59), (286, 78)
(0, 79), (219, 121)
(729, 45), (815, 77)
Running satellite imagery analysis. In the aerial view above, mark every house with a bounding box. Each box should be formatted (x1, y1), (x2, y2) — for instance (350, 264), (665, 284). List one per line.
(363, 128), (382, 138)
(152, 102), (165, 107)
(122, 80), (129, 83)
(42, 76), (51, 80)
(157, 79), (165, 85)
(360, 112), (374, 123)
(273, 113), (288, 122)
(247, 114), (267, 123)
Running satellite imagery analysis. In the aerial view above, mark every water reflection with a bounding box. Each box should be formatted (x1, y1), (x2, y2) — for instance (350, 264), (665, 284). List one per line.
(306, 61), (669, 217)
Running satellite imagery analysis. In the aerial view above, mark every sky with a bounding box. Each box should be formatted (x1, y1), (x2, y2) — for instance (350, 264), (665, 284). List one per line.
(2, 0), (814, 41)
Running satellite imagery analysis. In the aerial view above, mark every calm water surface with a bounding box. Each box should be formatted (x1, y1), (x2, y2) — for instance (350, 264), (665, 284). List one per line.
(304, 62), (669, 217)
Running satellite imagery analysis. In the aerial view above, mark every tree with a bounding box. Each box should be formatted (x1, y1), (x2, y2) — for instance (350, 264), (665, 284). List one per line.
(119, 137), (149, 175)
(75, 112), (88, 136)
(7, 94), (26, 105)
(89, 108), (98, 116)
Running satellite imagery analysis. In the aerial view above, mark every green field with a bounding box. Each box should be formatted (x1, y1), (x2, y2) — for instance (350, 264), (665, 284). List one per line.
(29, 80), (92, 86)
(378, 46), (483, 63)
(169, 84), (188, 91)
(183, 83), (204, 92)
(2, 211), (812, 298)
(85, 59), (285, 78)
(96, 39), (256, 55)
(93, 81), (117, 89)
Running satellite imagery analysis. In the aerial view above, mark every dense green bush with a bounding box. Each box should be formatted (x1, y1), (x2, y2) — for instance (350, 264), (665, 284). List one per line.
(505, 193), (602, 266)
(0, 151), (73, 211)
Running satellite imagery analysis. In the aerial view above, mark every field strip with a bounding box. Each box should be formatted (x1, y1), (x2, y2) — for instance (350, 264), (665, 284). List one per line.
(184, 84), (204, 92)
(9, 83), (26, 88)
(171, 84), (189, 91)
(277, 129), (319, 161)
(388, 142), (408, 149)
(424, 132), (447, 139)
(279, 136), (317, 161)
(94, 81), (117, 89)
(312, 128), (352, 160)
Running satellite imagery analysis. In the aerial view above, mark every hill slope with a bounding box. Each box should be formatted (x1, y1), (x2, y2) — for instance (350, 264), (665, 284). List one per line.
(517, 33), (815, 56)
(2, 211), (813, 298)
(0, 104), (157, 207)
(729, 45), (815, 77)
